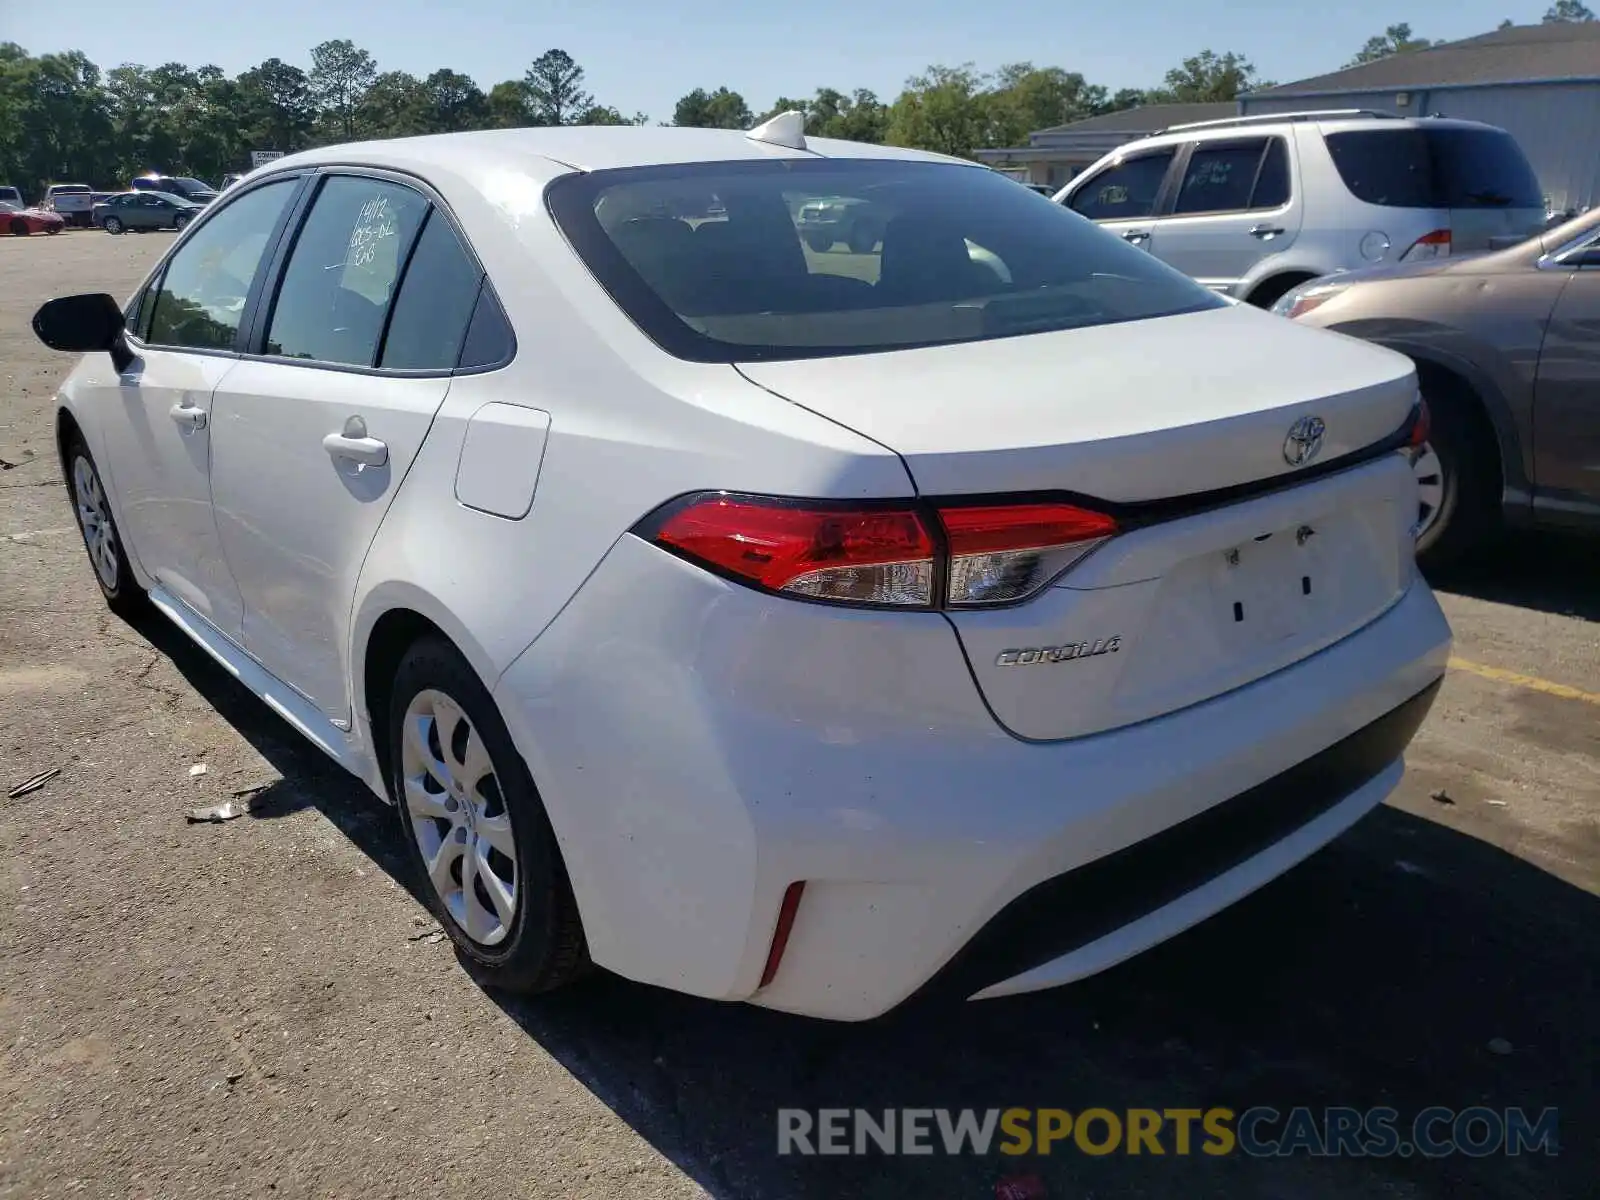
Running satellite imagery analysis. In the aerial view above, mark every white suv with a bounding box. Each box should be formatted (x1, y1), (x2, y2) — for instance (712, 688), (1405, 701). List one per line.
(1056, 111), (1547, 308)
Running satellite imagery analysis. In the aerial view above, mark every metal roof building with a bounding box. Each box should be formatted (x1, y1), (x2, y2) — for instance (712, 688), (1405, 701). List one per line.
(1240, 22), (1600, 212)
(973, 102), (1236, 189)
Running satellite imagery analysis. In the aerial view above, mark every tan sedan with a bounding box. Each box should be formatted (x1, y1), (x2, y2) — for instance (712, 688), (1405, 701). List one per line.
(1276, 209), (1600, 567)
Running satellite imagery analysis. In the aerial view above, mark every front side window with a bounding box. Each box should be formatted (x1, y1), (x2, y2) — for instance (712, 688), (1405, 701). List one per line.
(1068, 151), (1176, 221)
(144, 178), (299, 351)
(265, 175), (429, 366)
(1173, 138), (1290, 215)
(547, 158), (1223, 363)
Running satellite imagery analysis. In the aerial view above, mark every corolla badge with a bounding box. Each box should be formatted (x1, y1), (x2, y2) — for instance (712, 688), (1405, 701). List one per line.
(996, 637), (1121, 666)
(1283, 415), (1327, 467)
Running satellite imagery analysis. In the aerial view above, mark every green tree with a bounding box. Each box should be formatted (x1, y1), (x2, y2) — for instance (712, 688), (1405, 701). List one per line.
(885, 64), (987, 158)
(1147, 50), (1271, 103)
(987, 64), (1108, 143)
(486, 80), (531, 127)
(308, 39), (377, 141)
(673, 86), (753, 128)
(573, 104), (648, 125)
(1544, 0), (1595, 19)
(236, 58), (315, 153)
(525, 49), (592, 125)
(1346, 23), (1435, 67)
(359, 70), (429, 139)
(422, 69), (487, 132)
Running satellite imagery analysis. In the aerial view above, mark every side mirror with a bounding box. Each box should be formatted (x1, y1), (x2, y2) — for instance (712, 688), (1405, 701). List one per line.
(32, 293), (133, 371)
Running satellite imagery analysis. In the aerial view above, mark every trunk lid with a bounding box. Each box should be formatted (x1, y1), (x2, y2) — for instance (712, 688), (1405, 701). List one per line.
(740, 304), (1422, 740)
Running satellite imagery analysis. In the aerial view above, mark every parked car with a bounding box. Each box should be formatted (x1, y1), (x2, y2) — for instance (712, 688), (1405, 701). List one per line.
(1, 199), (66, 236)
(42, 183), (95, 227)
(129, 174), (219, 204)
(795, 194), (880, 252)
(31, 124), (1449, 1022)
(1276, 206), (1600, 566)
(94, 190), (202, 234)
(0, 185), (22, 205)
(1056, 110), (1548, 309)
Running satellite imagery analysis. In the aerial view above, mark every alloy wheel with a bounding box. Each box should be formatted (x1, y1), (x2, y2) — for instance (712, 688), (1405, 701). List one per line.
(400, 688), (519, 946)
(1412, 441), (1445, 541)
(72, 454), (121, 590)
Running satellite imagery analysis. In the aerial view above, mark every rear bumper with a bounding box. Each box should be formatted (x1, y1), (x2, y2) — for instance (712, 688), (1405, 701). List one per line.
(493, 536), (1450, 1021)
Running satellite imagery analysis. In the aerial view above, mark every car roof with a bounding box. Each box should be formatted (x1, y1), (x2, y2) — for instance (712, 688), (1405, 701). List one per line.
(262, 126), (976, 180)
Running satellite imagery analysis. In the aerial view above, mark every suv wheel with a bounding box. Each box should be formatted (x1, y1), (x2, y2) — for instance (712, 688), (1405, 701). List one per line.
(388, 636), (589, 993)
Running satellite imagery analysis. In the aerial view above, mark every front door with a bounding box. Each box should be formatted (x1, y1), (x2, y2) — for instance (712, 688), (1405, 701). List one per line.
(91, 177), (303, 635)
(1534, 263), (1600, 514)
(1061, 146), (1178, 255)
(1152, 136), (1301, 297)
(209, 174), (486, 719)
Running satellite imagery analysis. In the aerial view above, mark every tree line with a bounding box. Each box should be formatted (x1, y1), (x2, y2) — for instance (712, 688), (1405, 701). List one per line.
(1, 5), (1591, 199)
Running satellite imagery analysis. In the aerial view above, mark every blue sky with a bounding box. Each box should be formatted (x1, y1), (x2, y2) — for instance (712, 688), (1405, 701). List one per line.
(3, 1), (1549, 121)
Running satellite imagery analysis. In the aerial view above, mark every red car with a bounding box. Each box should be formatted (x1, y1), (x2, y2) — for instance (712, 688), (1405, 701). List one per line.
(1, 201), (66, 236)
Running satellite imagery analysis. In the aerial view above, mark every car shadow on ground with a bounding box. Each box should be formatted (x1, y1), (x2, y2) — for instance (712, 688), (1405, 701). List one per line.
(1426, 528), (1600, 622)
(127, 606), (1596, 1200)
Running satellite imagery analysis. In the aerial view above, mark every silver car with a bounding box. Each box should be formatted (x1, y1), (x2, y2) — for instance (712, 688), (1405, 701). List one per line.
(94, 191), (202, 235)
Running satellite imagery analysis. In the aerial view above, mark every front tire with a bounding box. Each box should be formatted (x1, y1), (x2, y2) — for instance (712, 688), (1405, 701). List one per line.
(8, 218), (27, 237)
(388, 636), (589, 994)
(67, 435), (145, 616)
(804, 229), (833, 252)
(847, 221), (878, 253)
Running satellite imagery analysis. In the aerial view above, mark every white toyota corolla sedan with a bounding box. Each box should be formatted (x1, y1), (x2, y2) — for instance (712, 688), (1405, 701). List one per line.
(33, 117), (1451, 1021)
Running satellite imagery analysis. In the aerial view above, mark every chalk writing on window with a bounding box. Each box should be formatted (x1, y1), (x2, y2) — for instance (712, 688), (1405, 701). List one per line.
(347, 194), (398, 269)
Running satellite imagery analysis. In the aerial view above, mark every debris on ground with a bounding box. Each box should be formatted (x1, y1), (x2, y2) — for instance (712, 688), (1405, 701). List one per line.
(1487, 799), (1509, 807)
(187, 800), (247, 823)
(188, 763), (208, 778)
(1429, 788), (1454, 805)
(408, 926), (446, 944)
(8, 767), (61, 800)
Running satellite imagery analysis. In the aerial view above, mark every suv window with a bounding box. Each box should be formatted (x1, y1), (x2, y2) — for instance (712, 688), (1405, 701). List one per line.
(145, 179), (299, 351)
(1324, 127), (1543, 209)
(547, 158), (1224, 363)
(265, 176), (428, 366)
(378, 210), (484, 370)
(1068, 151), (1175, 220)
(1173, 138), (1290, 215)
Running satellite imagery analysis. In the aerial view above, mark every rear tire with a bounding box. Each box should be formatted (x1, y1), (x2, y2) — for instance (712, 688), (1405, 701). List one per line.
(388, 635), (589, 994)
(804, 229), (833, 252)
(66, 434), (146, 617)
(847, 221), (878, 253)
(103, 216), (124, 235)
(1414, 389), (1499, 571)
(1245, 274), (1314, 309)
(173, 212), (191, 230)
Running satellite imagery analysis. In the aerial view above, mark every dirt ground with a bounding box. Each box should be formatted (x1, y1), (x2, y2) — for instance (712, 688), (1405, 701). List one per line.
(1, 230), (1596, 1200)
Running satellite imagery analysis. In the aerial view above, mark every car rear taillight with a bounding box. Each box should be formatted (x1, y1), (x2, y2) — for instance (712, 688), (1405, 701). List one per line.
(939, 502), (1117, 606)
(1400, 229), (1451, 261)
(642, 493), (1117, 609)
(1406, 398), (1431, 449)
(651, 495), (936, 606)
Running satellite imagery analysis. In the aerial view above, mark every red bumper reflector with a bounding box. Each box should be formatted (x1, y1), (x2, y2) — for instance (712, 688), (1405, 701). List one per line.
(760, 881), (806, 988)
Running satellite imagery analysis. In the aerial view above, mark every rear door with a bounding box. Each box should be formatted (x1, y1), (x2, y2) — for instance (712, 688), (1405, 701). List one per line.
(1061, 146), (1179, 252)
(1149, 135), (1302, 296)
(209, 171), (488, 720)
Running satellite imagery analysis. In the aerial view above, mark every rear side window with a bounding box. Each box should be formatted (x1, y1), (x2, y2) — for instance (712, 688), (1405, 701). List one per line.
(1324, 128), (1543, 209)
(1068, 151), (1175, 220)
(1173, 138), (1292, 215)
(265, 176), (428, 366)
(378, 210), (483, 370)
(547, 158), (1224, 363)
(145, 178), (299, 351)
(457, 287), (514, 369)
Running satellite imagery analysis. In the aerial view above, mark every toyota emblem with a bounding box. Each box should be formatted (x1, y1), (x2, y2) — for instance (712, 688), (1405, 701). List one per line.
(1283, 415), (1327, 467)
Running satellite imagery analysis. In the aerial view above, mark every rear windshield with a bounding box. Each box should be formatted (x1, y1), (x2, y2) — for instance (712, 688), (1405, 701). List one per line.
(51, 185), (90, 194)
(1324, 127), (1543, 209)
(547, 159), (1225, 362)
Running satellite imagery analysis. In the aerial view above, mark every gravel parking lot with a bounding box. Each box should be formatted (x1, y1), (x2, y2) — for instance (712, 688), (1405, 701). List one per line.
(1, 230), (1596, 1200)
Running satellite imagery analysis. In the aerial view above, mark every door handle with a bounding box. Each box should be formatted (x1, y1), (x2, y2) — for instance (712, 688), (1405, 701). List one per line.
(1250, 225), (1285, 240)
(323, 416), (389, 468)
(168, 402), (207, 430)
(1122, 229), (1150, 243)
